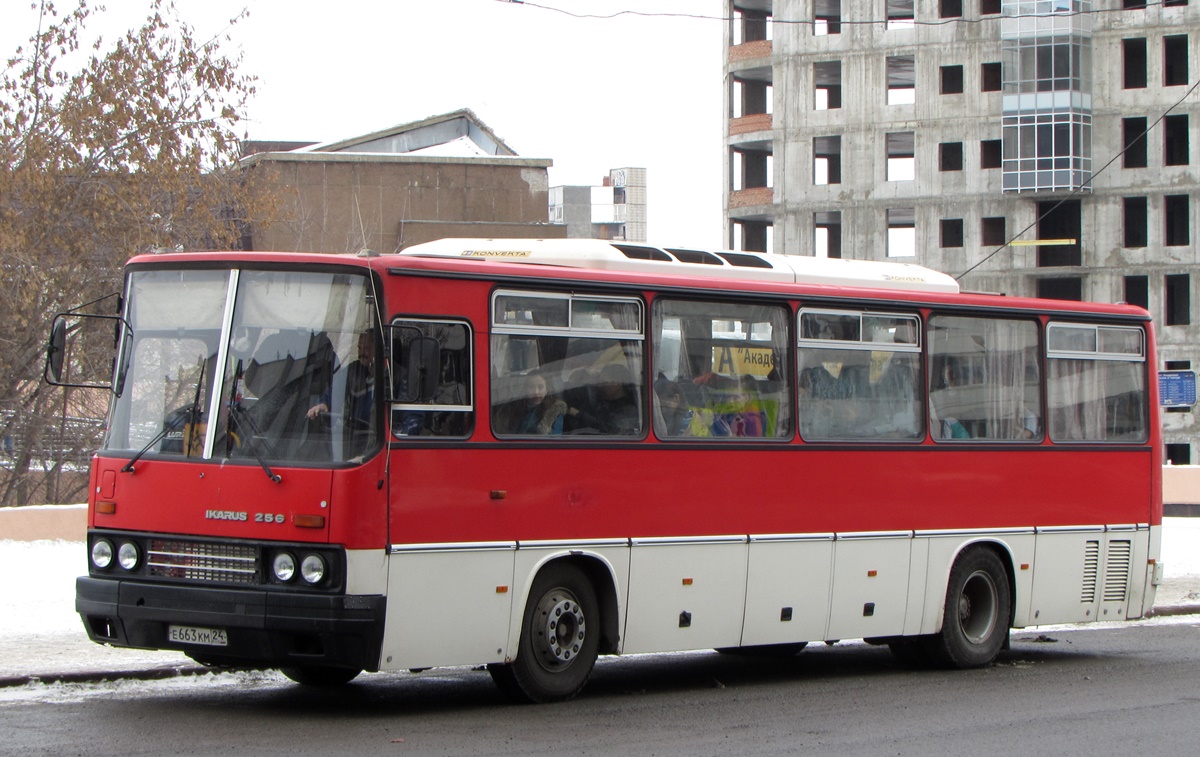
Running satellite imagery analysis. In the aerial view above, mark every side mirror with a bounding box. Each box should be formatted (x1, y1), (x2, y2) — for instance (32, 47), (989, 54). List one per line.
(45, 318), (67, 383)
(43, 312), (132, 392)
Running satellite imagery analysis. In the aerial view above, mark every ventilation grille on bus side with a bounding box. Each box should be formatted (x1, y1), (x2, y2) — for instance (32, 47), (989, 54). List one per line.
(1081, 540), (1099, 603)
(1103, 540), (1132, 603)
(147, 539), (259, 584)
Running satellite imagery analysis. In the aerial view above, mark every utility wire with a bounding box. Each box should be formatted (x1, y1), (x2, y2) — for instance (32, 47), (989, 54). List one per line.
(497, 0), (1187, 26)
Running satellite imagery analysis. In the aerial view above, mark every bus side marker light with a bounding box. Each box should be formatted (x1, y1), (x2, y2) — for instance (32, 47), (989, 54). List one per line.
(867, 569), (877, 577)
(682, 578), (693, 586)
(781, 607), (793, 622)
(490, 490), (506, 500)
(1021, 563), (1030, 571)
(496, 586), (508, 594)
(863, 603), (875, 617)
(294, 514), (326, 529)
(96, 501), (117, 515)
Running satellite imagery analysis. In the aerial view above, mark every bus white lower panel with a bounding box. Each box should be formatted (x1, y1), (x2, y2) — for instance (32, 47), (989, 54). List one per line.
(622, 540), (748, 654)
(380, 547), (515, 671)
(825, 534), (912, 641)
(740, 538), (833, 647)
(1028, 527), (1149, 626)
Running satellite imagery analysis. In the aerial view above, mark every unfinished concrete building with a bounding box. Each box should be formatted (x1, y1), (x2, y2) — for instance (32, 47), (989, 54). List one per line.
(724, 0), (1199, 462)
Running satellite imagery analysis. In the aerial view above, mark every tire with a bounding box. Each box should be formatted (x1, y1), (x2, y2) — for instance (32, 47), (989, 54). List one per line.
(488, 563), (600, 703)
(715, 642), (808, 657)
(280, 666), (362, 686)
(927, 547), (1011, 669)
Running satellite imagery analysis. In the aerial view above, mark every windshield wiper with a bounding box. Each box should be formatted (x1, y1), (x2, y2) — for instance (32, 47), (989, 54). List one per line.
(122, 356), (207, 473)
(226, 359), (282, 483)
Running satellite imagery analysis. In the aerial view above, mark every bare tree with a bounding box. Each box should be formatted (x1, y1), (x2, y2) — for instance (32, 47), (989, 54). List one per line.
(0, 0), (279, 505)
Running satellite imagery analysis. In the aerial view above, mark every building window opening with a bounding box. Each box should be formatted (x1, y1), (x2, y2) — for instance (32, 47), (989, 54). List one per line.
(1166, 274), (1191, 325)
(940, 142), (964, 172)
(1123, 38), (1147, 89)
(941, 218), (964, 248)
(1038, 278), (1082, 301)
(1165, 194), (1191, 246)
(941, 65), (964, 95)
(940, 0), (963, 18)
(1123, 117), (1149, 168)
(734, 220), (772, 254)
(980, 0), (1001, 14)
(1124, 275), (1148, 310)
(814, 61), (842, 110)
(1164, 35), (1189, 86)
(887, 0), (915, 30)
(814, 136), (842, 185)
(733, 8), (771, 45)
(887, 55), (916, 105)
(1124, 197), (1148, 248)
(887, 208), (916, 258)
(1037, 199), (1081, 267)
(732, 78), (772, 119)
(1166, 444), (1192, 465)
(1164, 114), (1189, 166)
(813, 0), (842, 36)
(981, 62), (1002, 92)
(887, 132), (915, 181)
(815, 211), (842, 258)
(982, 216), (1007, 247)
(980, 139), (1002, 169)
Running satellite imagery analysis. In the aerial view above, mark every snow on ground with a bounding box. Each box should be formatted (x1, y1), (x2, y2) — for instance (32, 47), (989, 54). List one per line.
(2, 519), (1199, 680)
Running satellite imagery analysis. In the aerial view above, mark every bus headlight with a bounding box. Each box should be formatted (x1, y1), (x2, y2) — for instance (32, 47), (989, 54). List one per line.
(117, 541), (140, 570)
(300, 554), (326, 585)
(272, 552), (296, 582)
(91, 539), (114, 570)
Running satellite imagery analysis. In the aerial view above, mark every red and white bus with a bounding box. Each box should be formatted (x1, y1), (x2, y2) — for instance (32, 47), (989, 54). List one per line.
(49, 238), (1163, 702)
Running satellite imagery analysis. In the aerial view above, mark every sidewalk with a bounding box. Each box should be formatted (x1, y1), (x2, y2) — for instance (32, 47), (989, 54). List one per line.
(3, 535), (1200, 688)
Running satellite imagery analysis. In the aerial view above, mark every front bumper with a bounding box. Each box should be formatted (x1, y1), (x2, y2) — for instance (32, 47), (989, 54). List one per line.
(76, 576), (386, 671)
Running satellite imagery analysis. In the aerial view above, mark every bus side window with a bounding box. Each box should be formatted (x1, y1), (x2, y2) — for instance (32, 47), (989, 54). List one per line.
(797, 310), (922, 441)
(653, 298), (792, 439)
(390, 320), (473, 438)
(927, 315), (1040, 441)
(491, 291), (645, 439)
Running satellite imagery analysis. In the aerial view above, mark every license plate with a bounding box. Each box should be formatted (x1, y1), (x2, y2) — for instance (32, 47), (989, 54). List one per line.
(167, 624), (228, 647)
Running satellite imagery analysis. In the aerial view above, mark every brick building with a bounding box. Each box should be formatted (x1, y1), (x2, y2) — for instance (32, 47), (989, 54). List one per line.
(241, 109), (565, 254)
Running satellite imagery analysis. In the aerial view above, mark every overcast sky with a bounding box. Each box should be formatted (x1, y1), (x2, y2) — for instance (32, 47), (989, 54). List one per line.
(2, 0), (726, 248)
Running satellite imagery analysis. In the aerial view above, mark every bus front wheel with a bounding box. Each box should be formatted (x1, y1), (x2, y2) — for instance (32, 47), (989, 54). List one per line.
(488, 563), (600, 703)
(928, 547), (1011, 668)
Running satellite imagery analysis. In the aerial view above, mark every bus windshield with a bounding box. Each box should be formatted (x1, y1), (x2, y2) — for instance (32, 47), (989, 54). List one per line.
(104, 268), (380, 466)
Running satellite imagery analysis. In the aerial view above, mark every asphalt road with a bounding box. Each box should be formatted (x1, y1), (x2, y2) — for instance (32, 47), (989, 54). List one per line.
(4, 621), (1200, 756)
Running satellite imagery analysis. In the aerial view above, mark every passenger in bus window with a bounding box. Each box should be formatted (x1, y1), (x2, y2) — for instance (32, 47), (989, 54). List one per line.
(497, 372), (566, 435)
(567, 363), (639, 434)
(239, 330), (337, 459)
(653, 377), (693, 437)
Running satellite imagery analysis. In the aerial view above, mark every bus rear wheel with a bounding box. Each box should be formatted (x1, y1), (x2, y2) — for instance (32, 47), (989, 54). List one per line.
(488, 563), (599, 703)
(280, 665), (361, 686)
(928, 547), (1011, 669)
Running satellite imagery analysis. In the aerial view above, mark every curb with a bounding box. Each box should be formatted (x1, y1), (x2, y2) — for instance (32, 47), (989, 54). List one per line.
(1145, 603), (1200, 618)
(7, 605), (1200, 688)
(0, 664), (224, 689)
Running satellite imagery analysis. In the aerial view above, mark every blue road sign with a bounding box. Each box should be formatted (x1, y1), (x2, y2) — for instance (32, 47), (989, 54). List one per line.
(1160, 370), (1197, 408)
